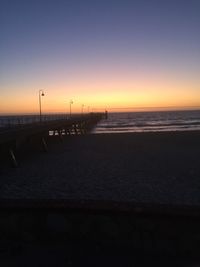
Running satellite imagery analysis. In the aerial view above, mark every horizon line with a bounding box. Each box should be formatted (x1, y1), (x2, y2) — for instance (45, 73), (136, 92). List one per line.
(1, 106), (200, 116)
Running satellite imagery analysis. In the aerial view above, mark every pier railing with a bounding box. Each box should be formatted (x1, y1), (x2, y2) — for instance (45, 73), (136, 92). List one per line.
(0, 114), (92, 129)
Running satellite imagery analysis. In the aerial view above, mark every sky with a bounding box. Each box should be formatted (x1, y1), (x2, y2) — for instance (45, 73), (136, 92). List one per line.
(0, 0), (200, 114)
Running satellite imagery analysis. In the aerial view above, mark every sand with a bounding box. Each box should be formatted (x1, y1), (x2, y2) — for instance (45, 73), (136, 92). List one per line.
(0, 131), (200, 205)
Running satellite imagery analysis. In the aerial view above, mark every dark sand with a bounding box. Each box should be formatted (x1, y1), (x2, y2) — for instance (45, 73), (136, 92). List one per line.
(1, 131), (200, 205)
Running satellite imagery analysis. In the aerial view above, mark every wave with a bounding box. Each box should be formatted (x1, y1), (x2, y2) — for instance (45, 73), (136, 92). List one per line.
(94, 110), (200, 133)
(97, 121), (200, 129)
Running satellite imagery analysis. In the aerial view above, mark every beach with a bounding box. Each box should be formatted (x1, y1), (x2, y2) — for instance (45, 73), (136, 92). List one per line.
(0, 131), (200, 206)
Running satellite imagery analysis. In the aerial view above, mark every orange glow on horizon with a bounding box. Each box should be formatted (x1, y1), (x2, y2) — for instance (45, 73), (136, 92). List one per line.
(1, 75), (200, 114)
(1, 88), (200, 114)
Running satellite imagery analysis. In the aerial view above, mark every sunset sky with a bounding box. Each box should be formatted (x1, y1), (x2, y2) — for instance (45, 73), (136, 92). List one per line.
(0, 0), (200, 114)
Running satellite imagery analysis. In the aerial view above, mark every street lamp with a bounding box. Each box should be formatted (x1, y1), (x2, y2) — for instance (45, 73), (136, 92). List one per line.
(69, 100), (73, 117)
(39, 89), (45, 122)
(81, 104), (84, 115)
(88, 106), (90, 113)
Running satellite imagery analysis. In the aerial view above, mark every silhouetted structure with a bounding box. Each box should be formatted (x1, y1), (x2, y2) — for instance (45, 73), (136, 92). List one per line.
(105, 110), (108, 119)
(0, 113), (103, 167)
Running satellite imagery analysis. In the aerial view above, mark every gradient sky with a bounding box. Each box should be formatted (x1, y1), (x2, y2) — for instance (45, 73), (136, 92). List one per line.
(1, 0), (200, 114)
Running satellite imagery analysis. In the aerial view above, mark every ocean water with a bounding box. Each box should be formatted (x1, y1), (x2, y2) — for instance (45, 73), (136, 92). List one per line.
(1, 110), (200, 134)
(93, 110), (200, 133)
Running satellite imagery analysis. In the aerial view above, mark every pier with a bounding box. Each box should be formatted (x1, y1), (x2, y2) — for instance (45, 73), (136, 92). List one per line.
(0, 113), (104, 166)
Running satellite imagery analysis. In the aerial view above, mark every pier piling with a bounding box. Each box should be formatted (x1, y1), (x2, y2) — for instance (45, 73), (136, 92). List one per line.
(0, 113), (103, 166)
(9, 148), (18, 168)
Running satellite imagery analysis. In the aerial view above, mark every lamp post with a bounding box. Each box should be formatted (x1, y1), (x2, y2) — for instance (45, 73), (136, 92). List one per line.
(88, 106), (90, 113)
(81, 104), (84, 115)
(69, 100), (73, 117)
(39, 89), (45, 122)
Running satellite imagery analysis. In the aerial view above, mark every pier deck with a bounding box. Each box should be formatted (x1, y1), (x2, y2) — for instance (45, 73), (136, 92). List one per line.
(0, 113), (103, 165)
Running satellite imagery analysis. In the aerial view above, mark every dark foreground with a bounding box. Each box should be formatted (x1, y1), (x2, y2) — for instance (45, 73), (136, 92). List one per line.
(1, 206), (200, 266)
(1, 131), (200, 265)
(1, 131), (200, 205)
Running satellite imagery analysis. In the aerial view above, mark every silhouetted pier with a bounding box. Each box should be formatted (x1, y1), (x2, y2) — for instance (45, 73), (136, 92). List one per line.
(0, 113), (104, 166)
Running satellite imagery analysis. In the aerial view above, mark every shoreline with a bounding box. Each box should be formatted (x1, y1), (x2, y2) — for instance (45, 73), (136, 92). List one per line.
(92, 128), (200, 134)
(91, 129), (200, 135)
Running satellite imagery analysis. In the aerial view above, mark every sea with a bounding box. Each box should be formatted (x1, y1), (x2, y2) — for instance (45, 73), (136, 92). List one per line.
(1, 110), (200, 134)
(93, 110), (200, 134)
